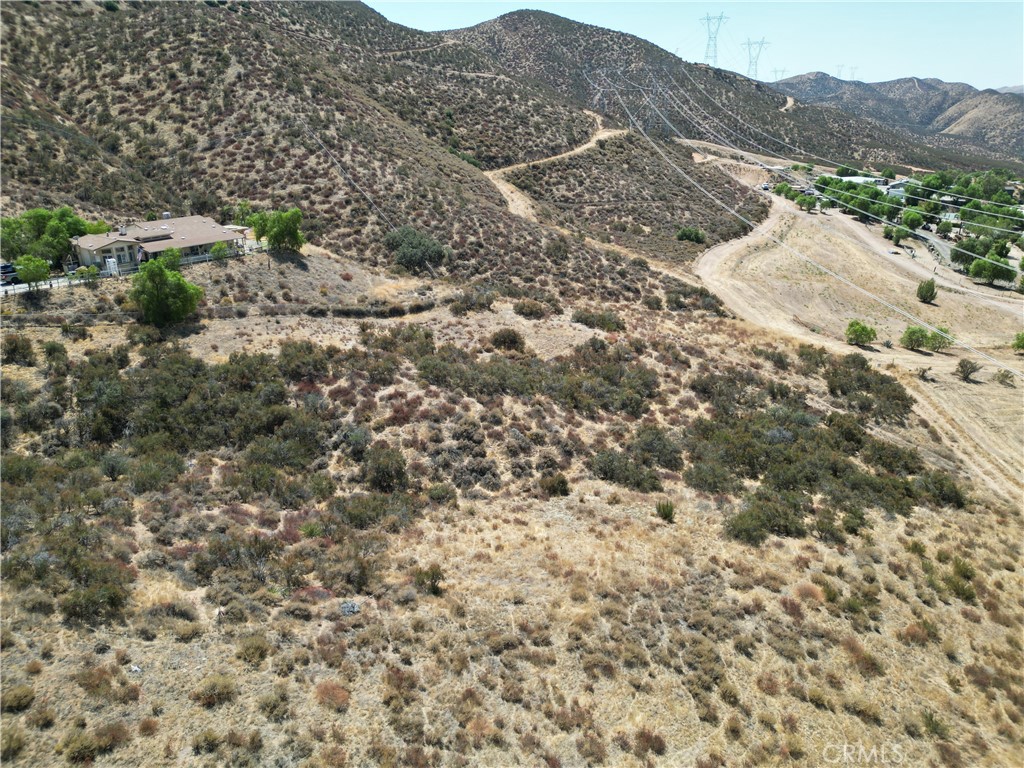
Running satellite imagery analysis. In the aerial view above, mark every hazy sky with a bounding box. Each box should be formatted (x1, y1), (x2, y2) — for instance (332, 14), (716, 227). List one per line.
(363, 1), (1024, 90)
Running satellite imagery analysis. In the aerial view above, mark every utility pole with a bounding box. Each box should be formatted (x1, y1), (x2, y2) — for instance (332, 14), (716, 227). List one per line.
(744, 38), (768, 79)
(772, 68), (787, 81)
(700, 13), (728, 67)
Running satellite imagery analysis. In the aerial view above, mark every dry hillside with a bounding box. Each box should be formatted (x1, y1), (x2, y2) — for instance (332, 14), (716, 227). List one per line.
(1, 3), (1023, 768)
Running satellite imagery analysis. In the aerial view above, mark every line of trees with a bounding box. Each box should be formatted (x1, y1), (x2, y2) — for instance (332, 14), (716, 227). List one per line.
(2, 206), (111, 268)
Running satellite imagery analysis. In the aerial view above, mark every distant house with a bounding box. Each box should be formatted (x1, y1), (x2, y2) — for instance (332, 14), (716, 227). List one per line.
(70, 215), (244, 271)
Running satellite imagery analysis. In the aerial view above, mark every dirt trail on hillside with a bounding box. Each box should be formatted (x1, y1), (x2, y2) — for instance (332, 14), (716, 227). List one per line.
(695, 200), (1023, 506)
(485, 111), (627, 219)
(486, 121), (1023, 507)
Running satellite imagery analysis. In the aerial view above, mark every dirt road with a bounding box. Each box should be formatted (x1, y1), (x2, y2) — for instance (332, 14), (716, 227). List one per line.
(485, 117), (1023, 507)
(695, 198), (1023, 506)
(485, 111), (627, 220)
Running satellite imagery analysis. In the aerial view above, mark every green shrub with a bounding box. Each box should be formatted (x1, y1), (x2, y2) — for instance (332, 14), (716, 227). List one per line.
(490, 328), (525, 352)
(2, 334), (36, 366)
(921, 710), (949, 739)
(190, 674), (237, 707)
(572, 309), (625, 332)
(539, 473), (570, 497)
(363, 445), (407, 493)
(513, 299), (548, 319)
(0, 725), (24, 760)
(844, 320), (876, 346)
(916, 279), (937, 303)
(192, 728), (221, 754)
(413, 563), (445, 596)
(725, 491), (808, 545)
(1, 684), (35, 712)
(277, 339), (329, 383)
(384, 226), (446, 273)
(589, 450), (661, 492)
(427, 482), (457, 505)
(257, 684), (290, 723)
(236, 634), (273, 666)
(900, 325), (930, 351)
(629, 425), (682, 470)
(676, 226), (706, 244)
(655, 500), (675, 523)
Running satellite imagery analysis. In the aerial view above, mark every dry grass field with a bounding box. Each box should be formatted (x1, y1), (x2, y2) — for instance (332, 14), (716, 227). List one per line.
(1, 3), (1022, 768)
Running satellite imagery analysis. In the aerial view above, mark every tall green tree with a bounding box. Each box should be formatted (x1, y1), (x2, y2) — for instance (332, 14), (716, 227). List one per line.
(13, 254), (50, 291)
(901, 210), (924, 231)
(129, 256), (203, 327)
(969, 256), (1015, 285)
(247, 212), (269, 245)
(900, 326), (930, 351)
(266, 208), (305, 252)
(845, 320), (877, 347)
(916, 279), (937, 304)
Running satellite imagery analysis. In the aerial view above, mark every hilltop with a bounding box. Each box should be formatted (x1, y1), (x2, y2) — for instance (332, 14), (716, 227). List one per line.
(452, 10), (1024, 172)
(773, 72), (1024, 158)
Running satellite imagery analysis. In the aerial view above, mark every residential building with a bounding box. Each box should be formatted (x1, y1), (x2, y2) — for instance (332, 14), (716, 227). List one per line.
(70, 215), (244, 271)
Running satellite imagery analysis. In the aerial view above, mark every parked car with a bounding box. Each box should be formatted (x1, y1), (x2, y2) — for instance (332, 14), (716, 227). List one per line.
(1, 263), (20, 285)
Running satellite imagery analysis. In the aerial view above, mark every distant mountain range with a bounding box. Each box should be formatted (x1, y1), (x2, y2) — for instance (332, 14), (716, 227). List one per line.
(772, 72), (1024, 157)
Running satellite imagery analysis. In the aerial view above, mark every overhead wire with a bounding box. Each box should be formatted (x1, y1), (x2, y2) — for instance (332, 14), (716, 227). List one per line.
(594, 70), (1022, 379)
(667, 65), (1024, 215)
(645, 74), (1024, 274)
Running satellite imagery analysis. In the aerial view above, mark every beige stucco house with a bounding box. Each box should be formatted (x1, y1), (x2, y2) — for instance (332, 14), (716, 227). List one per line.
(70, 215), (244, 270)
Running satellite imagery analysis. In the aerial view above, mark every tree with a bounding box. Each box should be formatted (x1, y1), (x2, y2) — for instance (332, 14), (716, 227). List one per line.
(900, 325), (930, 351)
(1012, 332), (1024, 352)
(925, 327), (953, 353)
(384, 226), (446, 273)
(266, 208), (305, 252)
(795, 195), (817, 212)
(129, 256), (204, 327)
(210, 241), (229, 261)
(936, 221), (953, 237)
(881, 168), (896, 180)
(916, 279), (937, 303)
(158, 247), (182, 271)
(845, 320), (877, 346)
(248, 212), (269, 245)
(676, 226), (706, 244)
(364, 445), (407, 493)
(902, 210), (924, 231)
(954, 359), (982, 382)
(969, 256), (1015, 285)
(836, 166), (858, 177)
(13, 254), (50, 291)
(75, 265), (100, 288)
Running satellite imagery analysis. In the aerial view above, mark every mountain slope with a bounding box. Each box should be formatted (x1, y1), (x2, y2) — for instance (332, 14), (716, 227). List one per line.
(451, 11), (1023, 171)
(774, 72), (1024, 157)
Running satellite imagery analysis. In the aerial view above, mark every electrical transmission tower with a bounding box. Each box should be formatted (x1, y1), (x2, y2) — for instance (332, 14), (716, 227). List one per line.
(836, 64), (845, 79)
(772, 68), (787, 81)
(700, 13), (728, 67)
(744, 38), (768, 79)
(848, 66), (858, 80)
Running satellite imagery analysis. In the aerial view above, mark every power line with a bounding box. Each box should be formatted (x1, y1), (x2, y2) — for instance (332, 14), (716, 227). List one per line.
(597, 71), (1022, 380)
(650, 74), (1024, 274)
(672, 65), (1024, 211)
(295, 117), (398, 232)
(743, 38), (768, 80)
(700, 13), (728, 68)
